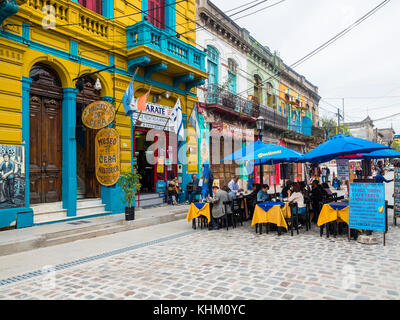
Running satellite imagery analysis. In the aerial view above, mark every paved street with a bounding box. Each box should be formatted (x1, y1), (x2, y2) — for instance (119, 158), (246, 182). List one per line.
(0, 177), (399, 300)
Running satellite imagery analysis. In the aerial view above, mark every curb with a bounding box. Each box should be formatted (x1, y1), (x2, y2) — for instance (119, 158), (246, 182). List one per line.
(0, 210), (189, 257)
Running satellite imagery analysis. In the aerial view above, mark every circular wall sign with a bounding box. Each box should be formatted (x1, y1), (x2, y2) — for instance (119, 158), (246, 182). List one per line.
(82, 101), (115, 129)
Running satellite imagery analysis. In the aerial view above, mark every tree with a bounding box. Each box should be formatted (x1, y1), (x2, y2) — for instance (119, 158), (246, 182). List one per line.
(320, 117), (351, 139)
(393, 141), (400, 152)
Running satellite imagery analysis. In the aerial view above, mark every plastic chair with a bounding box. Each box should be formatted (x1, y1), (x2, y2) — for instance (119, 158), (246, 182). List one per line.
(220, 201), (235, 230)
(231, 198), (244, 227)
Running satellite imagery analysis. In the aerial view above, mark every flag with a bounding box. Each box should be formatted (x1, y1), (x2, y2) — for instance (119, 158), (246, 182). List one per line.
(201, 163), (210, 198)
(188, 104), (201, 139)
(136, 86), (152, 112)
(170, 98), (184, 141)
(122, 69), (138, 116)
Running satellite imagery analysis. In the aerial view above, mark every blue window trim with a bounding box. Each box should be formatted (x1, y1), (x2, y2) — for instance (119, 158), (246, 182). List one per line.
(0, 29), (196, 97)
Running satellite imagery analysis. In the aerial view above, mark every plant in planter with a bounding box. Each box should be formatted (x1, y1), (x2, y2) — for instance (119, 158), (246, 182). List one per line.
(118, 169), (141, 221)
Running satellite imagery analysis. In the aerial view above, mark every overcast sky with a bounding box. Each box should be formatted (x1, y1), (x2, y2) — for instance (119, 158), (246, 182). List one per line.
(211, 0), (400, 134)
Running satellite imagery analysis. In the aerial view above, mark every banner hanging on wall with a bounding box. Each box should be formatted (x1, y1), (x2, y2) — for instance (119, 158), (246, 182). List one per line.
(95, 128), (120, 186)
(82, 101), (115, 129)
(394, 167), (400, 218)
(0, 145), (25, 209)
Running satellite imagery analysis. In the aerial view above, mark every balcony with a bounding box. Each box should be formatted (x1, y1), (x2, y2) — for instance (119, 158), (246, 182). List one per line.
(258, 104), (288, 131)
(205, 84), (259, 120)
(126, 20), (207, 89)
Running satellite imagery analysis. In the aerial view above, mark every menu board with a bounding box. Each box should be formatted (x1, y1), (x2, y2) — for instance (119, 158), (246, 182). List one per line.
(395, 167), (400, 217)
(349, 183), (386, 231)
(336, 159), (349, 183)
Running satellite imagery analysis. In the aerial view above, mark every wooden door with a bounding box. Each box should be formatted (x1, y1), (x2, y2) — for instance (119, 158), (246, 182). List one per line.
(29, 95), (62, 204)
(84, 128), (100, 198)
(29, 64), (63, 204)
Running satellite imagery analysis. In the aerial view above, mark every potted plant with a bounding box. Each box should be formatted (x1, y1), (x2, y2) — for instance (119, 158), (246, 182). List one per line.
(118, 169), (141, 221)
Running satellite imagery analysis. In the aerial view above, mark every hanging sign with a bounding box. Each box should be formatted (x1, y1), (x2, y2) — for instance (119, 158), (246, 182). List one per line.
(95, 127), (120, 186)
(336, 158), (349, 183)
(394, 167), (400, 218)
(82, 101), (115, 129)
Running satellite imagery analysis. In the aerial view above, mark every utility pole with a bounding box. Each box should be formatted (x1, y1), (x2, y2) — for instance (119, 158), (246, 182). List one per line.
(336, 108), (343, 134)
(342, 98), (345, 124)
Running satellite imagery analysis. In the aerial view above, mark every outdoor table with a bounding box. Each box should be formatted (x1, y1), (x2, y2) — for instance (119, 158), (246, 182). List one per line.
(251, 202), (291, 230)
(187, 203), (211, 225)
(317, 201), (349, 226)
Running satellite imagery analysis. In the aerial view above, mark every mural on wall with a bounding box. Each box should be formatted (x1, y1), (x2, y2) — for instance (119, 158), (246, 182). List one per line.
(0, 145), (25, 209)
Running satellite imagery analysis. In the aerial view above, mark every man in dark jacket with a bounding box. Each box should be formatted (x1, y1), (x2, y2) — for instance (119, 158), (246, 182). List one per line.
(187, 174), (201, 203)
(309, 180), (325, 223)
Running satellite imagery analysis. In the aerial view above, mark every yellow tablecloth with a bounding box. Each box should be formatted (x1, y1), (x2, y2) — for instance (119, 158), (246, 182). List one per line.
(251, 202), (290, 230)
(186, 203), (211, 223)
(317, 204), (349, 226)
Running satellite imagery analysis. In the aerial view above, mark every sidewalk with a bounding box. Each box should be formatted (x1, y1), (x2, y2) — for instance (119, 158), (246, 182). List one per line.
(0, 204), (190, 257)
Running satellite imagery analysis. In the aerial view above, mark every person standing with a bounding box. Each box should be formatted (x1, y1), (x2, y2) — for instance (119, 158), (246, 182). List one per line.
(0, 154), (15, 204)
(375, 170), (393, 183)
(321, 167), (327, 184)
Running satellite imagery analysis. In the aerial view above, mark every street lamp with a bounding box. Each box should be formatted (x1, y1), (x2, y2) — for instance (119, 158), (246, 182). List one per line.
(256, 116), (265, 184)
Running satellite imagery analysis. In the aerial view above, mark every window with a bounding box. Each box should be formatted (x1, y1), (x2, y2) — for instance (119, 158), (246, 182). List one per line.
(79, 0), (102, 15)
(253, 75), (262, 104)
(207, 46), (219, 103)
(266, 82), (273, 107)
(148, 0), (165, 29)
(227, 58), (237, 94)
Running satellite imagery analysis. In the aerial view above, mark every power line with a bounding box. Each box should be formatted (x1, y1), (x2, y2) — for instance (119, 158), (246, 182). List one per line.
(290, 0), (392, 69)
(321, 95), (400, 100)
(234, 0), (287, 21)
(229, 0), (271, 17)
(235, 0), (392, 96)
(225, 0), (263, 13)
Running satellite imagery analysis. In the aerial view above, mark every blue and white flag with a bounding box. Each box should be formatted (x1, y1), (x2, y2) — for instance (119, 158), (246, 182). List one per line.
(188, 104), (201, 139)
(170, 98), (184, 141)
(122, 69), (138, 116)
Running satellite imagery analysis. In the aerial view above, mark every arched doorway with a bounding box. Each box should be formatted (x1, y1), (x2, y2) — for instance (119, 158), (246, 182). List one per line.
(29, 63), (63, 204)
(76, 76), (102, 199)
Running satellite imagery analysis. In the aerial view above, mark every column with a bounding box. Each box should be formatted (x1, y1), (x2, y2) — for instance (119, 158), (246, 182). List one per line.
(100, 96), (125, 214)
(62, 88), (78, 217)
(22, 77), (32, 208)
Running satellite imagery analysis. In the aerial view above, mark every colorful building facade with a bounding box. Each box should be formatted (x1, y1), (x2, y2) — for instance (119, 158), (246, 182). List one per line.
(0, 0), (207, 228)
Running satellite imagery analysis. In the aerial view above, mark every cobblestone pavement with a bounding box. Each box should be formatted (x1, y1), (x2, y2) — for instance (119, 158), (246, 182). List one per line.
(0, 216), (400, 300)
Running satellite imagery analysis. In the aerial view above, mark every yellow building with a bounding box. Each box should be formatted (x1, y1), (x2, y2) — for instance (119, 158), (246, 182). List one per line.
(0, 0), (207, 228)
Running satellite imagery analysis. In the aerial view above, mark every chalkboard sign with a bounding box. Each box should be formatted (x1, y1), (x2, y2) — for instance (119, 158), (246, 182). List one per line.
(349, 183), (386, 232)
(395, 168), (400, 218)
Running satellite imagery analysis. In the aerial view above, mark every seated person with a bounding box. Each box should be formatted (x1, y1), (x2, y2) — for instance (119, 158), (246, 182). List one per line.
(168, 178), (182, 205)
(187, 174), (201, 203)
(321, 183), (332, 195)
(208, 185), (231, 230)
(227, 176), (244, 199)
(281, 181), (293, 199)
(257, 184), (271, 202)
(287, 183), (307, 214)
(245, 184), (260, 218)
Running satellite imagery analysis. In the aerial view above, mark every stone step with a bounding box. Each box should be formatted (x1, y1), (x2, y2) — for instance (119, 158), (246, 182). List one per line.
(76, 204), (107, 216)
(0, 212), (187, 256)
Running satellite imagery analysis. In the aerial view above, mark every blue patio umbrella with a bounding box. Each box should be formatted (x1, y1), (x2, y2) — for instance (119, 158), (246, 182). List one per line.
(241, 143), (304, 165)
(343, 148), (400, 159)
(298, 134), (390, 164)
(221, 139), (267, 162)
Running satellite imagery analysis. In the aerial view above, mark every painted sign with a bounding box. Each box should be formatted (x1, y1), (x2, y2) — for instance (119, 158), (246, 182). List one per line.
(0, 145), (25, 209)
(336, 158), (349, 182)
(210, 123), (254, 141)
(82, 101), (115, 129)
(349, 183), (386, 231)
(132, 102), (174, 132)
(394, 167), (400, 217)
(95, 128), (120, 186)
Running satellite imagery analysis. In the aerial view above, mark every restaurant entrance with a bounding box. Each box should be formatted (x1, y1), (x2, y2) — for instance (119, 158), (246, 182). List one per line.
(133, 129), (177, 194)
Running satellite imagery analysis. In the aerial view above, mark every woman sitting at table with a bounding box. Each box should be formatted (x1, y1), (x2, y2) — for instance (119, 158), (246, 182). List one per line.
(287, 183), (307, 214)
(321, 182), (332, 195)
(257, 184), (271, 202)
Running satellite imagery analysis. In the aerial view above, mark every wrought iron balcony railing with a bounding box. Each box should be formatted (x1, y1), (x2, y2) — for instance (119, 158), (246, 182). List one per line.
(206, 84), (259, 118)
(126, 20), (206, 72)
